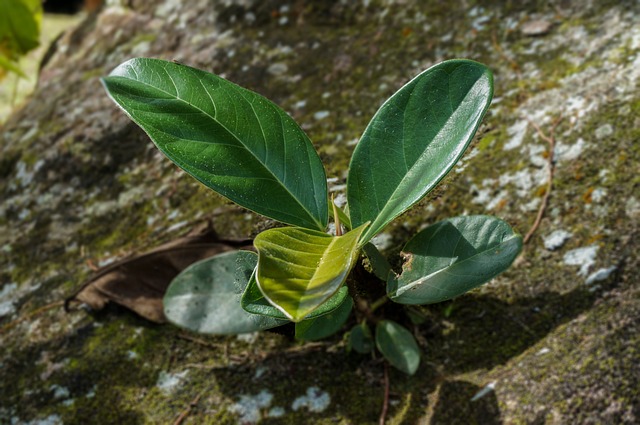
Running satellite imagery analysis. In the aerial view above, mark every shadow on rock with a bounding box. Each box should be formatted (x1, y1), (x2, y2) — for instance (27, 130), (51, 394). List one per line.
(422, 280), (604, 374)
(431, 380), (502, 425)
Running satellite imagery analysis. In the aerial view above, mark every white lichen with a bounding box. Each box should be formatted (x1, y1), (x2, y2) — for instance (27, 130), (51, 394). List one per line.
(370, 232), (393, 251)
(563, 245), (599, 276)
(585, 266), (617, 285)
(313, 110), (330, 120)
(230, 389), (274, 424)
(236, 332), (259, 344)
(156, 370), (189, 395)
(470, 381), (496, 402)
(267, 406), (285, 418)
(291, 386), (331, 413)
(504, 120), (528, 151)
(543, 230), (572, 251)
(22, 414), (63, 425)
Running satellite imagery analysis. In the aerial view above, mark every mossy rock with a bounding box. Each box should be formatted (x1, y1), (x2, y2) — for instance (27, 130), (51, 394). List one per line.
(1, 1), (638, 424)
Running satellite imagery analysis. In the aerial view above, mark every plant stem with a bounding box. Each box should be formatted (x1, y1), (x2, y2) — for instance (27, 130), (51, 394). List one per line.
(369, 295), (389, 313)
(379, 362), (390, 425)
(332, 194), (343, 236)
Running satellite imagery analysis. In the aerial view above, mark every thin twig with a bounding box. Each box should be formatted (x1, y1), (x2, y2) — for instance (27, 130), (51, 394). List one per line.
(379, 362), (390, 425)
(172, 391), (204, 425)
(176, 333), (226, 349)
(491, 31), (521, 76)
(0, 301), (65, 335)
(523, 115), (563, 245)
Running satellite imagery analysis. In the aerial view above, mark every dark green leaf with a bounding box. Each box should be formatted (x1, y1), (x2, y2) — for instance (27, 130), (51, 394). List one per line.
(102, 58), (328, 230)
(295, 296), (353, 341)
(375, 320), (421, 375)
(388, 215), (522, 305)
(348, 322), (374, 354)
(163, 251), (287, 334)
(348, 60), (493, 243)
(362, 243), (392, 281)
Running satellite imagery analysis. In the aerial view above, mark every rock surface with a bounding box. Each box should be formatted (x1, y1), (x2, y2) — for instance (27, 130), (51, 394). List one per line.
(1, 1), (639, 424)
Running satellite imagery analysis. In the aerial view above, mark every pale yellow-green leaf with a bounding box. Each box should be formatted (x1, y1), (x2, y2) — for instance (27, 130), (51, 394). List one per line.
(255, 223), (368, 322)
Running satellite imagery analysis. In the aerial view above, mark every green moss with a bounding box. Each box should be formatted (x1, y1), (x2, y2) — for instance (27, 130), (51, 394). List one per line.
(81, 68), (105, 81)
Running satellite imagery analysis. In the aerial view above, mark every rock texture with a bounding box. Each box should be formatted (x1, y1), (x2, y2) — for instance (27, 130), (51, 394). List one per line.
(1, 1), (639, 424)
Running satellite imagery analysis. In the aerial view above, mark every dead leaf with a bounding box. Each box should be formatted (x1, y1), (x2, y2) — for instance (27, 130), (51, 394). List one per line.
(65, 222), (252, 323)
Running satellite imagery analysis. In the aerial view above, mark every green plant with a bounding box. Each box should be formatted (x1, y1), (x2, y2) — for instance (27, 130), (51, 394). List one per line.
(102, 58), (522, 375)
(0, 0), (41, 79)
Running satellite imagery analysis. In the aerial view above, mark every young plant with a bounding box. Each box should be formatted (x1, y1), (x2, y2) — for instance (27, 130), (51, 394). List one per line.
(102, 58), (522, 375)
(0, 0), (42, 79)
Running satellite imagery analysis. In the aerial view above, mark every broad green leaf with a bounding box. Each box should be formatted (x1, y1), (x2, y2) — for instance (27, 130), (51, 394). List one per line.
(388, 215), (522, 305)
(295, 296), (353, 341)
(241, 273), (350, 320)
(163, 251), (287, 334)
(0, 0), (41, 55)
(347, 60), (493, 243)
(375, 320), (421, 375)
(102, 58), (327, 230)
(255, 223), (368, 322)
(348, 322), (374, 354)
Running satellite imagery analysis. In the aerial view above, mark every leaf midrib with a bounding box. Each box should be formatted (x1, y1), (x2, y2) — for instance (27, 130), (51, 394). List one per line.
(360, 68), (486, 241)
(394, 234), (520, 296)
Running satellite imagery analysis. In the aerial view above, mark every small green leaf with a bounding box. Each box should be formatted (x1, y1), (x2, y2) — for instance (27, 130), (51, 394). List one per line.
(375, 320), (421, 375)
(348, 60), (493, 244)
(102, 58), (327, 230)
(255, 223), (368, 322)
(348, 322), (374, 354)
(241, 273), (350, 320)
(388, 215), (522, 305)
(295, 296), (353, 341)
(328, 197), (352, 230)
(362, 243), (392, 281)
(163, 251), (287, 334)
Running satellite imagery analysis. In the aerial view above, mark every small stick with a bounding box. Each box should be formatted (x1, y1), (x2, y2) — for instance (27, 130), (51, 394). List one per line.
(176, 333), (226, 349)
(491, 31), (521, 76)
(0, 301), (65, 335)
(379, 362), (390, 425)
(172, 391), (204, 425)
(523, 115), (563, 245)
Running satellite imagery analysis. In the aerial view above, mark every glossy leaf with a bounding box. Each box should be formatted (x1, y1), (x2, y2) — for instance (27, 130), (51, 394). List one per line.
(348, 322), (374, 354)
(348, 60), (493, 243)
(255, 223), (368, 322)
(295, 296), (353, 341)
(388, 215), (522, 305)
(362, 243), (392, 281)
(241, 274), (350, 320)
(163, 251), (287, 334)
(376, 320), (421, 375)
(102, 58), (327, 230)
